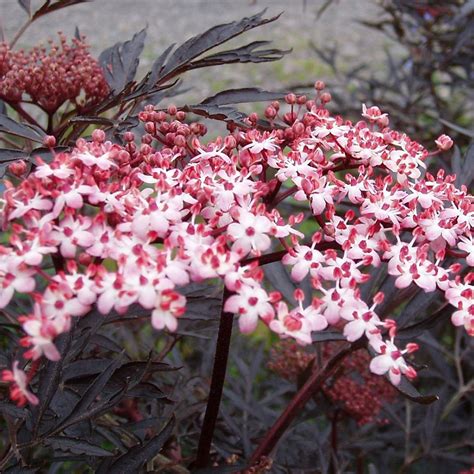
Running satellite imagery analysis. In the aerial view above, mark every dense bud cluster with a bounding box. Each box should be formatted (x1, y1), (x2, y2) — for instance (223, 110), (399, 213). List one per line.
(268, 341), (396, 425)
(0, 84), (472, 406)
(0, 34), (109, 112)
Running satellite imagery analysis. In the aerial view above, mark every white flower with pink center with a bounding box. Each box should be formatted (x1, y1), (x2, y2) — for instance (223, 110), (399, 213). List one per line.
(269, 302), (313, 345)
(0, 255), (36, 308)
(1, 361), (39, 406)
(369, 338), (418, 385)
(227, 209), (272, 256)
(151, 289), (186, 332)
(224, 284), (275, 333)
(282, 244), (325, 282)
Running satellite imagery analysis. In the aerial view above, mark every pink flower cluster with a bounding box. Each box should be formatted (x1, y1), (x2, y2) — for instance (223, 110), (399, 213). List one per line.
(0, 34), (109, 112)
(1, 91), (472, 405)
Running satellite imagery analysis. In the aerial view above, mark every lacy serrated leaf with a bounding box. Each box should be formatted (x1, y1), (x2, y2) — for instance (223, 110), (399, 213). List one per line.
(393, 376), (438, 404)
(192, 41), (290, 68)
(47, 436), (114, 457)
(160, 10), (281, 79)
(105, 416), (175, 473)
(201, 87), (286, 107)
(18, 0), (32, 15)
(99, 28), (147, 93)
(0, 114), (46, 142)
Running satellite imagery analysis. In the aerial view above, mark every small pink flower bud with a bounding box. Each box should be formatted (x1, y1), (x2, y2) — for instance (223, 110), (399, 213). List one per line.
(8, 159), (27, 177)
(176, 111), (186, 121)
(167, 104), (177, 116)
(435, 134), (453, 151)
(406, 343), (419, 354)
(285, 93), (296, 104)
(124, 131), (135, 142)
(320, 92), (331, 104)
(92, 129), (105, 143)
(294, 288), (305, 302)
(43, 135), (56, 148)
(314, 80), (325, 91)
(373, 291), (385, 305)
(265, 106), (277, 119)
(144, 121), (155, 133)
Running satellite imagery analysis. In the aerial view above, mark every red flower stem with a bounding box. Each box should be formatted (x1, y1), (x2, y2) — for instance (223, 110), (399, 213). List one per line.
(194, 287), (234, 469)
(272, 185), (298, 207)
(249, 341), (362, 466)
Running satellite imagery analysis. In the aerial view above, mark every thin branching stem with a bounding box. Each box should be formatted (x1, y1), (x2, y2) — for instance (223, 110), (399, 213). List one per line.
(249, 341), (363, 467)
(194, 287), (234, 468)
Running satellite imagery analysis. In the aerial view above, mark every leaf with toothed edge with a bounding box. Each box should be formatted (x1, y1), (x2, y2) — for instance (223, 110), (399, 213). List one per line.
(0, 114), (46, 142)
(99, 28), (147, 94)
(159, 10), (283, 79)
(100, 416), (175, 473)
(201, 87), (287, 107)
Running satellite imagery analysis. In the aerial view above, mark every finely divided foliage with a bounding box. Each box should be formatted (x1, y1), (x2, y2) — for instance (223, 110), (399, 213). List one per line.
(0, 1), (473, 471)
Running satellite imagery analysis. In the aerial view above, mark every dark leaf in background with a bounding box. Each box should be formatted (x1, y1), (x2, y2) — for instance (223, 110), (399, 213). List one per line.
(311, 330), (346, 343)
(0, 148), (28, 163)
(201, 87), (287, 107)
(54, 356), (123, 431)
(47, 436), (114, 457)
(160, 10), (282, 79)
(393, 376), (438, 405)
(32, 0), (91, 21)
(99, 28), (147, 93)
(18, 0), (31, 15)
(103, 416), (174, 473)
(185, 104), (248, 126)
(0, 114), (46, 142)
(460, 141), (474, 187)
(191, 40), (290, 68)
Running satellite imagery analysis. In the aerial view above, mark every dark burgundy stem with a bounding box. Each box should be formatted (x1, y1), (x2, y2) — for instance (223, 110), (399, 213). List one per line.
(249, 342), (361, 466)
(194, 287), (234, 469)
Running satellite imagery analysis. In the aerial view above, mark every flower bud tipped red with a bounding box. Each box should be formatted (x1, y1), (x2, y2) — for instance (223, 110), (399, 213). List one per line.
(43, 135), (56, 148)
(314, 80), (325, 90)
(92, 129), (105, 143)
(8, 160), (27, 177)
(435, 134), (454, 151)
(320, 92), (332, 104)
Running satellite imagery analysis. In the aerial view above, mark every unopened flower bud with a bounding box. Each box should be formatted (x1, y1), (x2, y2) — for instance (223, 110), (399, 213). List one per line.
(43, 135), (56, 148)
(8, 159), (27, 177)
(314, 80), (325, 90)
(435, 134), (453, 151)
(92, 129), (105, 143)
(320, 92), (332, 104)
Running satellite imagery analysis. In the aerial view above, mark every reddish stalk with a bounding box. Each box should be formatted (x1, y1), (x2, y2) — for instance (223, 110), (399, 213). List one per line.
(194, 287), (234, 469)
(249, 341), (362, 466)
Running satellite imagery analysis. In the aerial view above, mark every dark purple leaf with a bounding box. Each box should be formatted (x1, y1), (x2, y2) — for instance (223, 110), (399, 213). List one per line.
(183, 104), (247, 124)
(47, 436), (114, 457)
(191, 41), (290, 68)
(105, 416), (174, 473)
(160, 10), (282, 79)
(32, 0), (92, 20)
(201, 87), (286, 107)
(18, 0), (31, 15)
(0, 114), (46, 142)
(99, 28), (147, 93)
(311, 331), (346, 343)
(0, 148), (28, 163)
(55, 356), (123, 430)
(393, 376), (438, 405)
